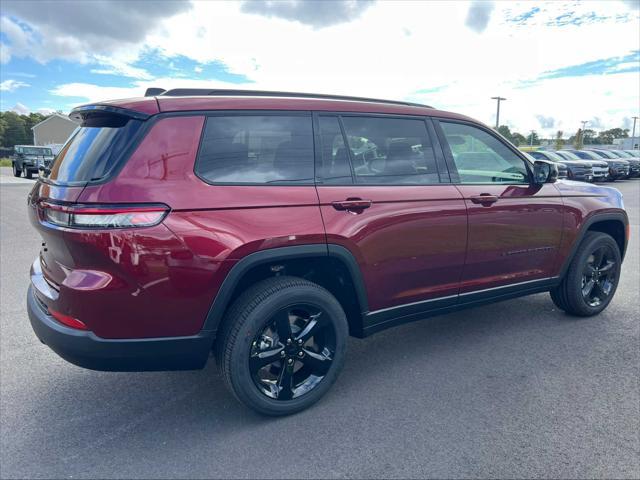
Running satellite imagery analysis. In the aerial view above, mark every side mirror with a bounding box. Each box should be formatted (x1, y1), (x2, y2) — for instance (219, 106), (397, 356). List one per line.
(533, 160), (557, 184)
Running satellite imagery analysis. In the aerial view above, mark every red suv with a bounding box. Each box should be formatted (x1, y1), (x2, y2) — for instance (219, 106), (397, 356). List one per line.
(27, 89), (629, 415)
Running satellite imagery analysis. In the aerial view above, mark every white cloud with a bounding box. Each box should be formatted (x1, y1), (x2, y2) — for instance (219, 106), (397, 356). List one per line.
(20, 0), (637, 134)
(0, 79), (30, 92)
(10, 102), (30, 114)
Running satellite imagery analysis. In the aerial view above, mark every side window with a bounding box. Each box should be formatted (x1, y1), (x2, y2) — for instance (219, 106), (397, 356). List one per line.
(341, 116), (440, 185)
(196, 115), (314, 184)
(317, 116), (352, 184)
(440, 122), (529, 184)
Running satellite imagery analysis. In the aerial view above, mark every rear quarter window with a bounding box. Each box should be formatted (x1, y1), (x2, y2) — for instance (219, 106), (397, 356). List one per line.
(195, 115), (314, 184)
(46, 113), (142, 184)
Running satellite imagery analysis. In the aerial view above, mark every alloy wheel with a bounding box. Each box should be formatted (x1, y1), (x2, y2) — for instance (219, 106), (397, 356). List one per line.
(249, 304), (336, 401)
(581, 245), (618, 307)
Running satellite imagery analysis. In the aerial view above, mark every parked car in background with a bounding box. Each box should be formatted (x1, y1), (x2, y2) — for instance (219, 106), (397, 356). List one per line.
(623, 150), (640, 157)
(525, 150), (576, 181)
(12, 145), (55, 179)
(553, 150), (604, 182)
(587, 148), (640, 178)
(563, 149), (629, 181)
(563, 149), (630, 182)
(26, 89), (628, 416)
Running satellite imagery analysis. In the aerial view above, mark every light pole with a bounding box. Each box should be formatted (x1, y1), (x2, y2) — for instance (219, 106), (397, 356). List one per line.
(530, 130), (535, 146)
(631, 116), (639, 150)
(491, 96), (506, 129)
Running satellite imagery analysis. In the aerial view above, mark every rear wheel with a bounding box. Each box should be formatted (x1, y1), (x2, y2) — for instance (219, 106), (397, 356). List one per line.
(217, 276), (348, 416)
(24, 168), (32, 179)
(12, 163), (21, 177)
(550, 231), (621, 316)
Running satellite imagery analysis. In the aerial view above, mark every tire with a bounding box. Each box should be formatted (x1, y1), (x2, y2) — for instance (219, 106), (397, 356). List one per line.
(24, 169), (32, 179)
(216, 276), (348, 416)
(12, 163), (21, 177)
(550, 231), (621, 316)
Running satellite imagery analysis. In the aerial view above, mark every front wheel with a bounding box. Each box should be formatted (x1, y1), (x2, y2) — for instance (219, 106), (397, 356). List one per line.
(217, 276), (348, 416)
(550, 231), (621, 316)
(12, 163), (21, 177)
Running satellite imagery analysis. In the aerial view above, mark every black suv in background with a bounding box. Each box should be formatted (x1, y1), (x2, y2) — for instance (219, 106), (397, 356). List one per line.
(588, 149), (640, 178)
(564, 149), (630, 181)
(12, 145), (55, 179)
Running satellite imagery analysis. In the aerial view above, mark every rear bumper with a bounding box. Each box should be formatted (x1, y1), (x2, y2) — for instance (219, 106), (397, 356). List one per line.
(27, 285), (214, 371)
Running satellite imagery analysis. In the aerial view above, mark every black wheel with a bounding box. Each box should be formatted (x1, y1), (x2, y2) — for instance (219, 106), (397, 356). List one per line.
(217, 276), (348, 416)
(550, 231), (621, 316)
(24, 169), (32, 179)
(12, 163), (21, 177)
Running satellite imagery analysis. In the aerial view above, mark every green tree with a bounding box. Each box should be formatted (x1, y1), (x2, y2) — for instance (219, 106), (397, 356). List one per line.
(511, 132), (526, 146)
(582, 129), (597, 145)
(596, 128), (629, 145)
(554, 130), (564, 150)
(573, 129), (584, 149)
(497, 125), (512, 141)
(526, 131), (540, 146)
(1, 112), (29, 147)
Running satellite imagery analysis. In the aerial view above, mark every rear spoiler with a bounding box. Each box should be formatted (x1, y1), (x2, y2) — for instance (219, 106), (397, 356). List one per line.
(144, 88), (166, 97)
(69, 105), (151, 123)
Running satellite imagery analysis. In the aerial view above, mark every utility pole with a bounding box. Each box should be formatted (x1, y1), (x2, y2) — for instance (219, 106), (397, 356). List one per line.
(530, 130), (535, 146)
(491, 96), (506, 129)
(631, 116), (639, 150)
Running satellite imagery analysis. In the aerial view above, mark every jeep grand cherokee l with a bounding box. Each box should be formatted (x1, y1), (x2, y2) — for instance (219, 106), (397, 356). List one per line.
(27, 89), (628, 416)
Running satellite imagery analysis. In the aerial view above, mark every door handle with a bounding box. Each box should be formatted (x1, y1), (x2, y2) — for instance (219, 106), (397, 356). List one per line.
(332, 198), (372, 212)
(470, 194), (499, 206)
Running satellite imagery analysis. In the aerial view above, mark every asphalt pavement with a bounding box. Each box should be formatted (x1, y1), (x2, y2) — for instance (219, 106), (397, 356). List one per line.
(1, 167), (638, 479)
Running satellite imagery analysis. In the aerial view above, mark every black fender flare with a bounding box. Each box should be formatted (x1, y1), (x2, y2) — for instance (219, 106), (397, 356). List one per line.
(202, 244), (369, 333)
(558, 211), (629, 279)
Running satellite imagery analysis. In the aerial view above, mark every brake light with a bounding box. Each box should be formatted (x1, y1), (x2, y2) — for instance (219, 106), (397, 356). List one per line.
(40, 202), (168, 229)
(49, 309), (88, 330)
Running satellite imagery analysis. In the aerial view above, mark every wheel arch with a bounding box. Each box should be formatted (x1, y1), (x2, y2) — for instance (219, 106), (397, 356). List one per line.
(204, 244), (369, 340)
(559, 212), (629, 279)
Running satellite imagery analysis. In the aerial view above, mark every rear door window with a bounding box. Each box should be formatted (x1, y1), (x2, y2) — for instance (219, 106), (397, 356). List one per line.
(196, 115), (314, 184)
(340, 116), (440, 185)
(46, 114), (142, 184)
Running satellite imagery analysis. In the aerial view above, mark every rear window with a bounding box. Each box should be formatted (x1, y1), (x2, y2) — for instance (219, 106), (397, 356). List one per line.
(195, 115), (314, 184)
(20, 147), (53, 155)
(46, 114), (142, 184)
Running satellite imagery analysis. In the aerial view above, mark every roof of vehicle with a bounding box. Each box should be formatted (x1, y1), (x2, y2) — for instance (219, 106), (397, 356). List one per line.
(73, 89), (477, 123)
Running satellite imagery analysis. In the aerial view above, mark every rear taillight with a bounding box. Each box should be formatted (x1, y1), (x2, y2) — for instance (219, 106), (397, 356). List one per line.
(49, 309), (88, 330)
(39, 202), (168, 229)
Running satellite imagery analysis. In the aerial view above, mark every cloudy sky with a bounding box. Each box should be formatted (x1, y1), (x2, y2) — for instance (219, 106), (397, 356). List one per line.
(0, 0), (638, 137)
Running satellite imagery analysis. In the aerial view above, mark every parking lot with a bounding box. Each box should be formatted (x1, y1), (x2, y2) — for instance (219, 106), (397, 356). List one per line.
(1, 167), (638, 479)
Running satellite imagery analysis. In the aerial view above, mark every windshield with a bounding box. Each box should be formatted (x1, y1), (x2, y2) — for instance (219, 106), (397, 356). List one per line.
(45, 116), (142, 184)
(571, 150), (601, 160)
(543, 151), (565, 162)
(556, 151), (581, 160)
(588, 150), (616, 159)
(611, 150), (632, 158)
(22, 147), (53, 156)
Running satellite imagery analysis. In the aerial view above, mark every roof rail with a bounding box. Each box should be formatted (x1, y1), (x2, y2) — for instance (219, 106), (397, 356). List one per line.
(148, 88), (432, 108)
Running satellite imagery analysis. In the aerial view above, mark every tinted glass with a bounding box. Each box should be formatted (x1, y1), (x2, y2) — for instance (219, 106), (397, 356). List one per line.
(340, 116), (439, 184)
(47, 116), (141, 184)
(612, 150), (632, 158)
(441, 122), (528, 184)
(196, 115), (314, 184)
(556, 151), (580, 160)
(317, 116), (352, 184)
(529, 151), (546, 160)
(590, 150), (617, 159)
(571, 150), (600, 160)
(22, 147), (53, 155)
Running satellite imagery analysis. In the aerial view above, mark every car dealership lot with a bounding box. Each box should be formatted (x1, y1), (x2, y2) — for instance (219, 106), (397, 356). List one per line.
(1, 168), (638, 479)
